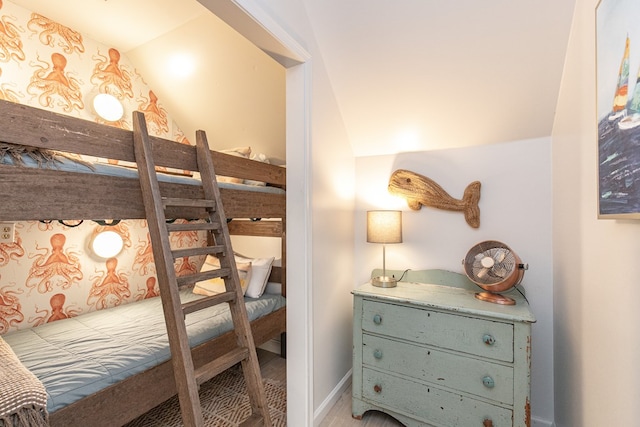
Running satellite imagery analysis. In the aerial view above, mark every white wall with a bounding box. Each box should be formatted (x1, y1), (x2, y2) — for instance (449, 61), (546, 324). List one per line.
(354, 139), (555, 424)
(553, 0), (640, 425)
(127, 11), (287, 163)
(233, 0), (358, 423)
(308, 64), (357, 419)
(206, 2), (565, 426)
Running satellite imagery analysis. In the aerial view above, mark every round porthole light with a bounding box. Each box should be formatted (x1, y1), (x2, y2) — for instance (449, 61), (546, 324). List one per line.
(93, 93), (124, 122)
(91, 230), (124, 258)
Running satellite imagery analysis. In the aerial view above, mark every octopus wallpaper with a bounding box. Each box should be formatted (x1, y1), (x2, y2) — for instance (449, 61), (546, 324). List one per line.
(0, 0), (207, 334)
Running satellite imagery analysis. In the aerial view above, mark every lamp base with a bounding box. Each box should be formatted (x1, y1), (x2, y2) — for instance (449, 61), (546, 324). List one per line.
(371, 276), (398, 288)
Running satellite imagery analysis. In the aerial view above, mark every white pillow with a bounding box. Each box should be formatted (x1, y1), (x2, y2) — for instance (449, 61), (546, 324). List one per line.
(223, 146), (251, 157)
(235, 253), (275, 298)
(194, 256), (252, 296)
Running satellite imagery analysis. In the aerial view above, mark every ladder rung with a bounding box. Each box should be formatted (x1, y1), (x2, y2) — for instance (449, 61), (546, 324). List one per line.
(182, 290), (235, 316)
(177, 267), (231, 288)
(172, 245), (225, 259)
(194, 347), (249, 385)
(162, 197), (216, 209)
(166, 222), (222, 233)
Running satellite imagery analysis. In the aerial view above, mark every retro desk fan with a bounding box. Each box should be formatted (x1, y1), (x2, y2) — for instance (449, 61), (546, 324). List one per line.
(463, 240), (528, 305)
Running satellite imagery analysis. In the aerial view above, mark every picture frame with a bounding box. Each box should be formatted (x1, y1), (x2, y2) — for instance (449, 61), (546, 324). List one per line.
(596, 0), (640, 219)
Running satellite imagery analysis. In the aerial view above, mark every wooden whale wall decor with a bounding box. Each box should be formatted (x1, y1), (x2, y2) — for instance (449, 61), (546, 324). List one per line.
(388, 169), (481, 228)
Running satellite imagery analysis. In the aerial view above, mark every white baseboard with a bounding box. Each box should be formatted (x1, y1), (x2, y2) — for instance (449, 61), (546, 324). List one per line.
(313, 369), (352, 426)
(532, 416), (555, 427)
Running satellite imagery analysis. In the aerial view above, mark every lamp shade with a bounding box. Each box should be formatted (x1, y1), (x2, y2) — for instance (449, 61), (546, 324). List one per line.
(367, 210), (402, 244)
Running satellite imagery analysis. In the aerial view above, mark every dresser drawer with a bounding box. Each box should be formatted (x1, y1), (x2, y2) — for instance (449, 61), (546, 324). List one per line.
(362, 334), (514, 405)
(362, 299), (514, 362)
(362, 368), (513, 427)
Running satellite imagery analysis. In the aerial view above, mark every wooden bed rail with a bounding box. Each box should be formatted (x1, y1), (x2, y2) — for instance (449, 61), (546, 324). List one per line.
(0, 99), (286, 222)
(0, 165), (285, 221)
(0, 99), (285, 188)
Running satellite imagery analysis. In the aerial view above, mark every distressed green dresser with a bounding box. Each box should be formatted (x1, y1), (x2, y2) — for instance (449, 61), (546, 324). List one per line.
(352, 270), (536, 427)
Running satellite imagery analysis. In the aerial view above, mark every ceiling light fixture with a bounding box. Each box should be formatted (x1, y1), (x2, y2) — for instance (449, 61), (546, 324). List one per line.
(91, 230), (124, 259)
(93, 93), (124, 122)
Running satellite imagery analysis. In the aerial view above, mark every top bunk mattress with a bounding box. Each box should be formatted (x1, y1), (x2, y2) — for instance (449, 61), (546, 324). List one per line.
(0, 154), (285, 196)
(1, 290), (285, 413)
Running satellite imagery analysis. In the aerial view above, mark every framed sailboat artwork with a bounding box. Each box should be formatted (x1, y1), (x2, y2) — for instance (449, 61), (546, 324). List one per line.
(596, 0), (640, 218)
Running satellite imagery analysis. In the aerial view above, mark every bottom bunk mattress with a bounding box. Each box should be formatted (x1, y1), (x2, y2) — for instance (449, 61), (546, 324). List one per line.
(2, 290), (285, 414)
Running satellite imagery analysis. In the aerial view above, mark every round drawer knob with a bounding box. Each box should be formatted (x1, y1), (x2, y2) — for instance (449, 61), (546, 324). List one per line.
(373, 384), (382, 393)
(483, 334), (496, 346)
(373, 314), (382, 325)
(483, 419), (494, 427)
(373, 349), (383, 359)
(482, 376), (495, 388)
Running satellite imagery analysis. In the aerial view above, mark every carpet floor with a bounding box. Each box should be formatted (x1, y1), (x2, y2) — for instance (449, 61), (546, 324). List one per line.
(123, 365), (287, 427)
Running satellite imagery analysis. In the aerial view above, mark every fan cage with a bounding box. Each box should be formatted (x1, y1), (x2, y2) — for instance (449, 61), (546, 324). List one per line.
(463, 240), (520, 288)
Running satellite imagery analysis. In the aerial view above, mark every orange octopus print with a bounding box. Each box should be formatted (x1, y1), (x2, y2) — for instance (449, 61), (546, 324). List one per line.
(175, 256), (198, 278)
(138, 90), (169, 135)
(0, 282), (24, 333)
(27, 12), (84, 54)
(136, 276), (159, 301)
(0, 230), (24, 266)
(28, 293), (81, 327)
(28, 220), (55, 232)
(87, 257), (131, 310)
(0, 67), (21, 102)
(0, 0), (25, 63)
(171, 223), (206, 276)
(171, 219), (203, 249)
(91, 48), (133, 100)
(27, 52), (84, 112)
(133, 232), (155, 275)
(26, 233), (83, 294)
(48, 293), (70, 321)
(174, 129), (191, 146)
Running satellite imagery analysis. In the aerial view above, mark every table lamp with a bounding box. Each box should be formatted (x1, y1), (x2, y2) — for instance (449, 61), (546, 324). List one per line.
(367, 210), (402, 287)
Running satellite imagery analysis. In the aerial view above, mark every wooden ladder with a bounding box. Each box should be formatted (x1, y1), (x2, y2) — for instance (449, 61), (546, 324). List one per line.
(132, 111), (272, 427)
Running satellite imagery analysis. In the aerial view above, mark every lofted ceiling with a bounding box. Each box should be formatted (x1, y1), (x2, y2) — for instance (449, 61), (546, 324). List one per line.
(9, 0), (576, 158)
(302, 0), (577, 155)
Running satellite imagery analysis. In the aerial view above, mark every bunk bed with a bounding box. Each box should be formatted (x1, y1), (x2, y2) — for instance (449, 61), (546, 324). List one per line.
(0, 99), (287, 427)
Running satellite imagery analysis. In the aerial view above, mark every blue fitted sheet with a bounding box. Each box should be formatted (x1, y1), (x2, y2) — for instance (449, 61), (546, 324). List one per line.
(2, 291), (285, 413)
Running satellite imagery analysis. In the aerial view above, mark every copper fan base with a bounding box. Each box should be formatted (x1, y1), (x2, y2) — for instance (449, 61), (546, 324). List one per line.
(475, 291), (516, 305)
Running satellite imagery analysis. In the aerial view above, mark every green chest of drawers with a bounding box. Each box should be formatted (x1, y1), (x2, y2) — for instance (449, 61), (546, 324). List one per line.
(352, 278), (536, 427)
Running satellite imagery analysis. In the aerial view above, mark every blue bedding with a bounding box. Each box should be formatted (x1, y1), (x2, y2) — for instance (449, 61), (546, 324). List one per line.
(2, 291), (285, 413)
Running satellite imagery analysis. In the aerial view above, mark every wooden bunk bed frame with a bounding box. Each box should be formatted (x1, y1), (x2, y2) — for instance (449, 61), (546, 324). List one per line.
(0, 99), (286, 427)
